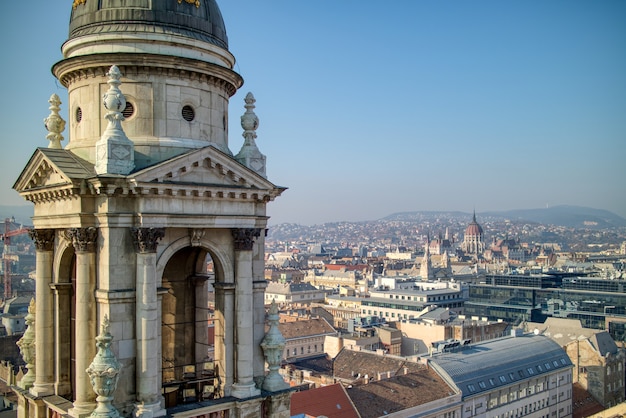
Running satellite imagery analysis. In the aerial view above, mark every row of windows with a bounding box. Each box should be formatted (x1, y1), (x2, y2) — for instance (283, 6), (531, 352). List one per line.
(466, 363), (567, 393)
(285, 344), (323, 357)
(384, 293), (460, 302)
(74, 103), (196, 122)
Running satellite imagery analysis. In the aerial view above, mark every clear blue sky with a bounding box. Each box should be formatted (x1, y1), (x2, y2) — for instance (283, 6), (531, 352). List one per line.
(1, 1), (625, 225)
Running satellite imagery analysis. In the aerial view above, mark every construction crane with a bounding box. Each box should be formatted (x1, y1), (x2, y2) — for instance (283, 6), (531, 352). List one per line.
(1, 217), (31, 299)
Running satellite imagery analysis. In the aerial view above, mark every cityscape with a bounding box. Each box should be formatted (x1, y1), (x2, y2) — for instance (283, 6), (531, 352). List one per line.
(0, 1), (625, 418)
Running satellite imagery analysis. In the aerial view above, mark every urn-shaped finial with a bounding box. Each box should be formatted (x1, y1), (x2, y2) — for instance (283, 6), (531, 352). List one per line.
(260, 299), (288, 392)
(43, 94), (66, 149)
(87, 315), (121, 418)
(16, 299), (36, 389)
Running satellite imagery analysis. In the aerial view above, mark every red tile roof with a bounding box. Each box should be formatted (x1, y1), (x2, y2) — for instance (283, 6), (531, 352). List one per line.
(290, 383), (361, 418)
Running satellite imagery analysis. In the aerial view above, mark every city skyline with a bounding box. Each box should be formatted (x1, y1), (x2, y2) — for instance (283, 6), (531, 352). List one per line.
(1, 1), (625, 226)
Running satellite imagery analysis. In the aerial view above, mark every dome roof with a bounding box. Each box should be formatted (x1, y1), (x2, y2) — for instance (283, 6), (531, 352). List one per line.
(68, 0), (228, 50)
(465, 213), (483, 236)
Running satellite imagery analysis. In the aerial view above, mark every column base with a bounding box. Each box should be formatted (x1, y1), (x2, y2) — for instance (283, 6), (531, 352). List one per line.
(231, 382), (260, 399)
(68, 401), (97, 418)
(135, 400), (166, 418)
(30, 383), (55, 397)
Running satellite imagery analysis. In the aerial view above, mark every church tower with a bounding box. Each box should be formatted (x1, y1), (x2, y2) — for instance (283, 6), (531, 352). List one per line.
(12, 1), (289, 417)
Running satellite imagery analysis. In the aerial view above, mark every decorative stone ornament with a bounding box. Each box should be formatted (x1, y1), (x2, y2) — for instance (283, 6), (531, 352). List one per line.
(95, 65), (135, 175)
(44, 94), (66, 149)
(73, 0), (86, 8)
(235, 92), (267, 178)
(86, 315), (121, 418)
(178, 0), (201, 7)
(17, 299), (36, 390)
(260, 300), (288, 392)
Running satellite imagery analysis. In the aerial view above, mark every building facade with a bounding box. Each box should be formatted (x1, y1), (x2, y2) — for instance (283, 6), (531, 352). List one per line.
(429, 333), (574, 418)
(12, 2), (289, 418)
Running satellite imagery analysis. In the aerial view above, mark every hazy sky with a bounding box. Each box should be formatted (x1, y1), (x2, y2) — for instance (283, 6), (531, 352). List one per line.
(1, 1), (625, 225)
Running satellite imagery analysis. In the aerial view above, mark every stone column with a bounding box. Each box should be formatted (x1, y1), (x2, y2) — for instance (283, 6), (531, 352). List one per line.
(66, 227), (98, 418)
(29, 229), (56, 397)
(213, 282), (235, 397)
(230, 229), (261, 399)
(130, 227), (165, 418)
(51, 282), (72, 396)
(193, 276), (209, 368)
(252, 280), (268, 388)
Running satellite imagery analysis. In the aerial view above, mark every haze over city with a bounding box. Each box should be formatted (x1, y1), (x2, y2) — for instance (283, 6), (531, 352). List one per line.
(0, 1), (624, 225)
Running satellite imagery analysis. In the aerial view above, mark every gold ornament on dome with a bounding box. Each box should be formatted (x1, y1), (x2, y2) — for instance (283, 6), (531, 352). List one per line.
(178, 0), (200, 8)
(73, 0), (86, 8)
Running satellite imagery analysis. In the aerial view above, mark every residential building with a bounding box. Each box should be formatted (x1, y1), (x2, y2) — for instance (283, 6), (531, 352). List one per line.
(428, 332), (574, 418)
(526, 317), (626, 408)
(279, 317), (337, 363)
(265, 282), (327, 305)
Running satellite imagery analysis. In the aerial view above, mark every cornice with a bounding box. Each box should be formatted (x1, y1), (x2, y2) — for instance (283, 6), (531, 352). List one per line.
(22, 177), (284, 205)
(52, 53), (243, 96)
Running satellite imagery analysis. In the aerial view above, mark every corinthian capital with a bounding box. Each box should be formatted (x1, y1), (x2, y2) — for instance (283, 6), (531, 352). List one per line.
(231, 228), (261, 251)
(65, 227), (98, 253)
(131, 227), (165, 253)
(29, 229), (55, 251)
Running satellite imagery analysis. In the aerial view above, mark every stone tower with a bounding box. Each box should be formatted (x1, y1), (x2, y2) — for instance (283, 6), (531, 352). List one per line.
(12, 1), (289, 417)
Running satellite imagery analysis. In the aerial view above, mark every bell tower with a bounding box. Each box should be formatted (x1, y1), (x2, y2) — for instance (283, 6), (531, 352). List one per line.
(13, 1), (290, 417)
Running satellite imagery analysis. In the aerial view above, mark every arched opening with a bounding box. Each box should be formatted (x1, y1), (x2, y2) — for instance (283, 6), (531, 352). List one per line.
(161, 246), (217, 404)
(55, 245), (76, 400)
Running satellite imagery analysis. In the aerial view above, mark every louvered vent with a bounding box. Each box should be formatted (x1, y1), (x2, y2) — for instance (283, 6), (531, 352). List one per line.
(182, 105), (195, 122)
(122, 102), (134, 118)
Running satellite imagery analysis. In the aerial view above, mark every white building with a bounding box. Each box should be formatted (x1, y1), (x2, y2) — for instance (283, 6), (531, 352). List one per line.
(429, 332), (573, 418)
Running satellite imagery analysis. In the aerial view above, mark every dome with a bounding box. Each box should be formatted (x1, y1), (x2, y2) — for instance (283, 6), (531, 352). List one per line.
(68, 0), (228, 50)
(465, 213), (483, 236)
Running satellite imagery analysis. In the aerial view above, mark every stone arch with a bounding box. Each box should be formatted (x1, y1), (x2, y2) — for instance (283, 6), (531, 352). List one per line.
(156, 234), (234, 285)
(52, 237), (76, 398)
(156, 232), (235, 397)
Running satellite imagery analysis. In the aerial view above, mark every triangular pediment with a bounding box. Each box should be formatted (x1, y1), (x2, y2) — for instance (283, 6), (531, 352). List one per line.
(13, 148), (96, 194)
(131, 146), (281, 192)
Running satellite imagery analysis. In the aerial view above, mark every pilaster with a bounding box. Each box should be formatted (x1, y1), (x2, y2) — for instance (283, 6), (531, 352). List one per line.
(66, 227), (98, 418)
(213, 282), (235, 398)
(230, 229), (261, 399)
(130, 227), (165, 418)
(29, 229), (56, 397)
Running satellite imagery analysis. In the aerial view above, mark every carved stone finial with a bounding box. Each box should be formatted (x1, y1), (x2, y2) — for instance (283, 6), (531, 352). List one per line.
(17, 299), (36, 389)
(95, 65), (135, 175)
(261, 299), (288, 392)
(87, 315), (121, 418)
(235, 92), (267, 178)
(44, 94), (66, 149)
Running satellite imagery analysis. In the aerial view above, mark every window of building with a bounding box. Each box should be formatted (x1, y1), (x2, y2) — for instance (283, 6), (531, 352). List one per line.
(479, 381), (487, 389)
(468, 384), (476, 392)
(500, 375), (507, 383)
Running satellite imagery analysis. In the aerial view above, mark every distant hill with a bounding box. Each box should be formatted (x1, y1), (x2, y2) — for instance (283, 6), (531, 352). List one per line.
(383, 206), (626, 229)
(0, 205), (34, 226)
(482, 205), (626, 229)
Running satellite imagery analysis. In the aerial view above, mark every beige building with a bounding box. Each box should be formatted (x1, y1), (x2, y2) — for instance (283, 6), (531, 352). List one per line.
(12, 2), (290, 418)
(279, 317), (337, 362)
(527, 317), (626, 408)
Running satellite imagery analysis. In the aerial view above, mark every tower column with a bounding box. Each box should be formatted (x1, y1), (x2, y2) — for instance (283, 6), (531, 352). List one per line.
(214, 282), (235, 397)
(131, 227), (165, 418)
(30, 229), (56, 397)
(66, 227), (98, 418)
(230, 228), (261, 399)
(51, 282), (72, 396)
